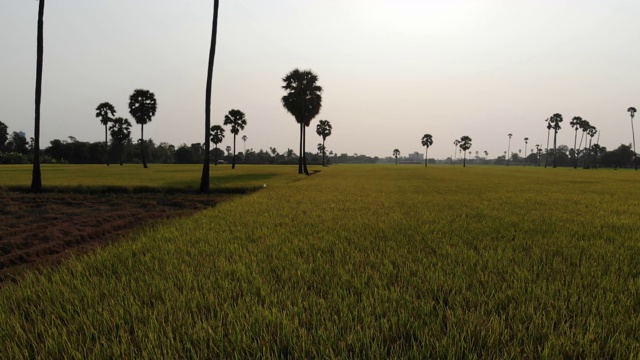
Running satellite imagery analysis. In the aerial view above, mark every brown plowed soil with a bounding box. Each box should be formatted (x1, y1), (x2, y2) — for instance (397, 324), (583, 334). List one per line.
(0, 192), (224, 284)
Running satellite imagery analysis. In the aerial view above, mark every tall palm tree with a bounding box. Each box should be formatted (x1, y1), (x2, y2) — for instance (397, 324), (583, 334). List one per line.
(523, 137), (529, 166)
(544, 117), (552, 168)
(569, 116), (583, 168)
(223, 109), (247, 169)
(199, 0), (220, 192)
(316, 119), (332, 167)
(506, 133), (512, 167)
(550, 113), (563, 168)
(95, 102), (116, 166)
(109, 117), (132, 166)
(453, 139), (460, 165)
(281, 69), (323, 175)
(586, 125), (597, 169)
(128, 89), (157, 168)
(393, 149), (400, 165)
(210, 124), (225, 166)
(31, 0), (46, 192)
(629, 107), (637, 170)
(421, 134), (433, 167)
(459, 136), (472, 167)
(579, 119), (591, 168)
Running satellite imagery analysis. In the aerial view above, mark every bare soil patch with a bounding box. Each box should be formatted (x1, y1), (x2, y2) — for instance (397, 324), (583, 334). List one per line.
(0, 192), (225, 284)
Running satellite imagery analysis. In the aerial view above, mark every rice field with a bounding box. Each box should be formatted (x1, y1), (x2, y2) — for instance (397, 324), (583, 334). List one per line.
(1, 164), (639, 358)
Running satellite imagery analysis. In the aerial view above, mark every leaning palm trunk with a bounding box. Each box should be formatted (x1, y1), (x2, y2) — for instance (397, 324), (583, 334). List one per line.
(544, 128), (550, 168)
(632, 118), (638, 170)
(31, 0), (45, 192)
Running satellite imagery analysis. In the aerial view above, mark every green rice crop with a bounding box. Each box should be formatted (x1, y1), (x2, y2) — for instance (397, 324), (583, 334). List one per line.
(1, 165), (640, 358)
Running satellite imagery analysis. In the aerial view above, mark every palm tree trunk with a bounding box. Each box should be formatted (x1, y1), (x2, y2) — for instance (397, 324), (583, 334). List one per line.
(213, 145), (218, 166)
(298, 123), (303, 174)
(141, 124), (148, 168)
(303, 126), (309, 175)
(199, 0), (219, 192)
(632, 117), (637, 170)
(31, 0), (45, 193)
(507, 139), (511, 167)
(573, 129), (578, 168)
(553, 129), (558, 168)
(463, 152), (467, 167)
(425, 146), (427, 167)
(105, 124), (110, 166)
(232, 134), (236, 169)
(322, 138), (326, 167)
(544, 128), (550, 168)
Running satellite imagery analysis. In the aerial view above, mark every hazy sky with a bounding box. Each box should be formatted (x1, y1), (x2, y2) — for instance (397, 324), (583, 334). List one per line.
(1, 0), (639, 159)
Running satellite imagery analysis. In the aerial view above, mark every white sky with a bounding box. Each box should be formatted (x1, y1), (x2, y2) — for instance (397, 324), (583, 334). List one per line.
(1, 0), (639, 159)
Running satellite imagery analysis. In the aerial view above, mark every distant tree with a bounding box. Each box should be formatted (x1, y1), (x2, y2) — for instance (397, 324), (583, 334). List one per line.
(109, 117), (132, 166)
(95, 102), (116, 166)
(601, 144), (635, 168)
(270, 147), (278, 163)
(506, 133), (512, 167)
(316, 119), (332, 167)
(523, 137), (529, 166)
(31, 0), (46, 192)
(285, 148), (295, 160)
(453, 139), (460, 165)
(484, 150), (489, 159)
(459, 136), (472, 167)
(223, 109), (247, 169)
(421, 134), (433, 167)
(586, 125), (597, 169)
(629, 107), (637, 170)
(550, 113), (563, 168)
(0, 120), (8, 152)
(242, 135), (247, 161)
(199, 0), (220, 192)
(225, 145), (232, 157)
(281, 69), (323, 175)
(393, 149), (400, 165)
(7, 132), (29, 155)
(210, 124), (225, 166)
(535, 144), (542, 166)
(128, 89), (157, 168)
(569, 116), (583, 168)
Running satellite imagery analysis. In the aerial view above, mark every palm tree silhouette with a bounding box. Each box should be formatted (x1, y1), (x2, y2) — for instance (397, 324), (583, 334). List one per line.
(628, 107), (637, 169)
(578, 119), (591, 168)
(242, 134), (247, 159)
(535, 144), (541, 166)
(31, 0), (45, 192)
(453, 139), (460, 165)
(421, 134), (433, 167)
(95, 102), (116, 166)
(199, 0), (220, 192)
(586, 125), (597, 169)
(393, 149), (400, 165)
(459, 136), (472, 167)
(569, 116), (583, 168)
(523, 137), (529, 166)
(109, 117), (132, 166)
(223, 109), (247, 169)
(210, 125), (225, 166)
(544, 117), (552, 168)
(128, 89), (157, 168)
(316, 120), (332, 167)
(550, 113), (563, 168)
(506, 133), (512, 167)
(281, 69), (323, 175)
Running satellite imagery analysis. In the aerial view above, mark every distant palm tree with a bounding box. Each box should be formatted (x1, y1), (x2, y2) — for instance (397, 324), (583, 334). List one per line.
(210, 124), (225, 166)
(453, 139), (460, 165)
(270, 147), (278, 163)
(393, 149), (400, 165)
(506, 133), (512, 167)
(199, 0), (220, 192)
(535, 144), (541, 166)
(242, 135), (248, 163)
(31, 0), (46, 192)
(523, 137), (529, 166)
(421, 134), (433, 167)
(95, 102), (116, 166)
(223, 109), (247, 169)
(459, 136), (472, 167)
(128, 89), (157, 168)
(629, 107), (637, 169)
(109, 117), (132, 166)
(484, 150), (488, 159)
(579, 119), (591, 168)
(569, 116), (583, 168)
(544, 117), (552, 168)
(586, 125), (597, 169)
(316, 120), (332, 167)
(550, 113), (563, 168)
(281, 69), (323, 175)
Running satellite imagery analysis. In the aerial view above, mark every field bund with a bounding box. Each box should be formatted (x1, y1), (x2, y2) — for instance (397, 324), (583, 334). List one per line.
(1, 164), (640, 357)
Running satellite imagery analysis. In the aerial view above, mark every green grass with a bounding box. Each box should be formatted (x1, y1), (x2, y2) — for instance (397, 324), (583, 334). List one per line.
(1, 164), (640, 358)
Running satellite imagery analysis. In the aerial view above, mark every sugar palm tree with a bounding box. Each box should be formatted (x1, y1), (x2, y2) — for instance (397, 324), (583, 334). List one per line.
(579, 119), (591, 168)
(550, 113), (563, 168)
(281, 69), (323, 175)
(199, 0), (220, 192)
(316, 119), (332, 167)
(109, 117), (132, 166)
(393, 149), (400, 165)
(535, 144), (541, 166)
(128, 89), (157, 168)
(629, 107), (637, 169)
(453, 139), (460, 165)
(421, 133), (433, 167)
(523, 137), (529, 166)
(95, 102), (116, 166)
(569, 116), (583, 168)
(31, 0), (46, 192)
(210, 124), (225, 166)
(506, 133), (513, 166)
(223, 109), (247, 169)
(586, 125), (597, 169)
(459, 136), (472, 167)
(544, 117), (552, 168)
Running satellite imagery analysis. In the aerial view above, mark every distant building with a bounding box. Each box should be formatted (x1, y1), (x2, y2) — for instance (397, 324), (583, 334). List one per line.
(408, 151), (424, 161)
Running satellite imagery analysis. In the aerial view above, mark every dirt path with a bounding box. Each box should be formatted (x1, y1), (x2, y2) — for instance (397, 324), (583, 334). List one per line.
(0, 192), (224, 284)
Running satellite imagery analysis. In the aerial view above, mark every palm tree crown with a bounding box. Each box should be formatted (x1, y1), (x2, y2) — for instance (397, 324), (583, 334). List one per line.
(96, 102), (116, 126)
(224, 109), (247, 135)
(421, 134), (433, 148)
(129, 89), (157, 126)
(316, 120), (332, 140)
(210, 125), (225, 146)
